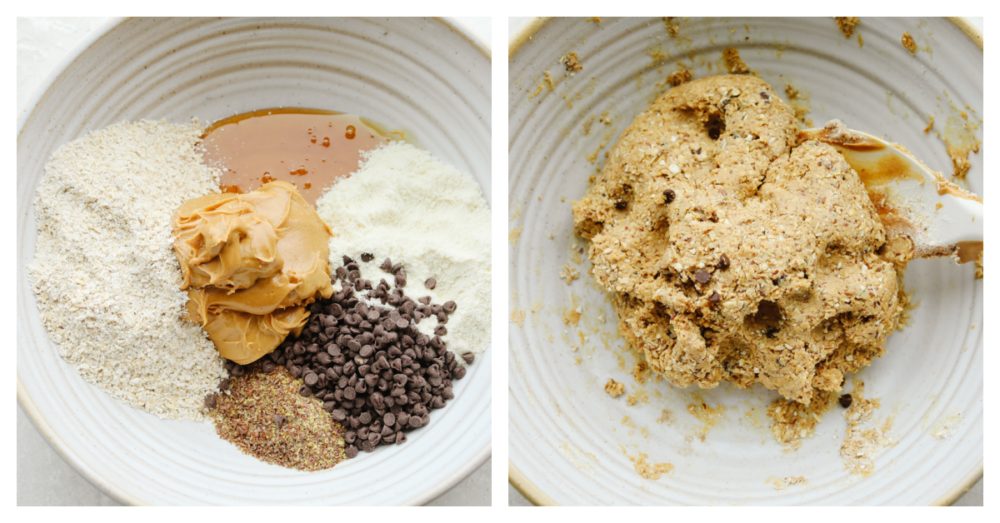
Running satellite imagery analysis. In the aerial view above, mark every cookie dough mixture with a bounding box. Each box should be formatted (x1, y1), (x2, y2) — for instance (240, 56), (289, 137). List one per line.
(572, 75), (908, 406)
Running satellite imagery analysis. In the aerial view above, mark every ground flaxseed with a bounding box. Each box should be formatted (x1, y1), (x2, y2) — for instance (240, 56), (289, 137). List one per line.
(208, 364), (346, 471)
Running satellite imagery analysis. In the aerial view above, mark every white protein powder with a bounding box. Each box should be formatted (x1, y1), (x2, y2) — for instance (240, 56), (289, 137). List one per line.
(29, 120), (227, 421)
(315, 142), (491, 361)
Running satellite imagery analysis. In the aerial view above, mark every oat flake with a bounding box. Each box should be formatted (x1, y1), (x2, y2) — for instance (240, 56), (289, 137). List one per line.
(29, 120), (227, 421)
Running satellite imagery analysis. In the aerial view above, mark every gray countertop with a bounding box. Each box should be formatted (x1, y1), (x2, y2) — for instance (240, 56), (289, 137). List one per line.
(17, 16), (491, 507)
(505, 16), (982, 507)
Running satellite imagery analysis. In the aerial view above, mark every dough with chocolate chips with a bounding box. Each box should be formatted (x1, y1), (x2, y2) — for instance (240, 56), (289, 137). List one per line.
(572, 75), (906, 405)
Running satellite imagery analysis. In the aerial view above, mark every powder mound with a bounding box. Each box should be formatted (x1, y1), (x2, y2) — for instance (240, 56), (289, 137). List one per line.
(29, 120), (227, 421)
(572, 75), (906, 405)
(315, 141), (491, 360)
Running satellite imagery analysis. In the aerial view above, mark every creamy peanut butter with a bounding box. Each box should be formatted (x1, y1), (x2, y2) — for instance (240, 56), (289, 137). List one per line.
(186, 297), (310, 365)
(174, 181), (334, 363)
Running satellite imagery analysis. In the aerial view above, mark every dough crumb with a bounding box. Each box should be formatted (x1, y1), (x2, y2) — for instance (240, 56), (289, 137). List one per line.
(768, 389), (836, 448)
(632, 361), (650, 384)
(633, 452), (674, 480)
(627, 389), (648, 405)
(687, 400), (725, 440)
(562, 51), (583, 72)
(975, 252), (984, 280)
(559, 263), (581, 284)
(722, 47), (750, 74)
(544, 71), (557, 91)
(835, 17), (860, 39)
(931, 413), (962, 439)
(509, 226), (523, 246)
(923, 115), (935, 134)
(947, 145), (972, 179)
(901, 31), (917, 55)
(666, 68), (693, 87)
(587, 17), (602, 23)
(563, 306), (581, 326)
(605, 378), (625, 397)
(663, 17), (679, 37)
(766, 475), (808, 491)
(785, 84), (800, 100)
(840, 381), (894, 476)
(656, 409), (673, 424)
(510, 309), (526, 327)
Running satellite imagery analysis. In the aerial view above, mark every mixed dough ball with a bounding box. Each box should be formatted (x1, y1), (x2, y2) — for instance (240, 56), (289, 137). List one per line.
(572, 75), (908, 405)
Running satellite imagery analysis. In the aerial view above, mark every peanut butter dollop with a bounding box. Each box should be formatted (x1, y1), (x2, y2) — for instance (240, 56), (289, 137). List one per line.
(174, 181), (333, 364)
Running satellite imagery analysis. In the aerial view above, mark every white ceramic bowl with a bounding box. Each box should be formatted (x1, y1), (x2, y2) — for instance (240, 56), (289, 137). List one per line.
(508, 17), (981, 505)
(18, 17), (491, 505)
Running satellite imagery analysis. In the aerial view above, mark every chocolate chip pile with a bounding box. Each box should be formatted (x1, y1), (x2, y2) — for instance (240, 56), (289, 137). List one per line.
(223, 256), (472, 458)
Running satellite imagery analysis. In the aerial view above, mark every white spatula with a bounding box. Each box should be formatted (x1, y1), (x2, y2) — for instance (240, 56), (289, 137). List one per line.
(801, 120), (983, 264)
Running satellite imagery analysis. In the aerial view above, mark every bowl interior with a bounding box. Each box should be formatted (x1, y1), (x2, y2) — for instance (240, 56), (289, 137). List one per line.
(18, 17), (491, 505)
(508, 17), (982, 505)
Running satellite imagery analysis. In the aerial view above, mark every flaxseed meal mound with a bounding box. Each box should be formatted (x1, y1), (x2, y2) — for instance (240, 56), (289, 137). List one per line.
(572, 75), (907, 405)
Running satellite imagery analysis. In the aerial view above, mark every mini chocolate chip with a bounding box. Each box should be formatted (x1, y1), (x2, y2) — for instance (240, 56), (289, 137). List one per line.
(708, 291), (721, 303)
(695, 269), (711, 284)
(273, 414), (287, 430)
(424, 278), (437, 290)
(346, 445), (359, 459)
(663, 189), (676, 203)
(839, 394), (853, 408)
(304, 372), (319, 386)
(442, 301), (457, 313)
(218, 378), (231, 392)
(615, 200), (628, 210)
(718, 253), (731, 270)
(760, 92), (770, 100)
(361, 253), (374, 262)
(204, 393), (218, 409)
(462, 352), (474, 365)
